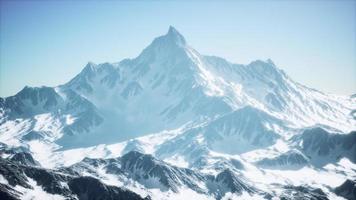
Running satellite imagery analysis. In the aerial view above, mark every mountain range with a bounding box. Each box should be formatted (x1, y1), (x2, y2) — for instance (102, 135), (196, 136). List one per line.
(0, 26), (355, 200)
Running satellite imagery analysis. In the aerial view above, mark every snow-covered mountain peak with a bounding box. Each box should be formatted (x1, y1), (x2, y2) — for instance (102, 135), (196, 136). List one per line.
(135, 26), (188, 64)
(17, 85), (56, 95)
(149, 26), (186, 49)
(165, 26), (187, 46)
(1, 85), (62, 119)
(79, 62), (117, 75)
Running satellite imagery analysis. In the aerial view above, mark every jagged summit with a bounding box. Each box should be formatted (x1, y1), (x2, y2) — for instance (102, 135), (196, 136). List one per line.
(168, 25), (179, 33)
(132, 26), (190, 68)
(148, 26), (187, 50)
(166, 26), (186, 46)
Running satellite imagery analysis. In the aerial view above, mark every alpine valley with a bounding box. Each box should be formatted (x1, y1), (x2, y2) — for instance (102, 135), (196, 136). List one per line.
(0, 27), (355, 200)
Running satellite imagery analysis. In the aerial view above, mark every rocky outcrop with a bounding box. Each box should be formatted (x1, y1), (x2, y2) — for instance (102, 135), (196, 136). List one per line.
(68, 176), (150, 200)
(334, 179), (356, 200)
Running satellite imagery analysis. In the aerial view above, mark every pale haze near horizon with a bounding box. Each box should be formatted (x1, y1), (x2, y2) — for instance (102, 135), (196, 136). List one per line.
(0, 0), (355, 97)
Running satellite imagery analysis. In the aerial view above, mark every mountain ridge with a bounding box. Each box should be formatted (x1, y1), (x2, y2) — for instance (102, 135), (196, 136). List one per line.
(0, 26), (355, 200)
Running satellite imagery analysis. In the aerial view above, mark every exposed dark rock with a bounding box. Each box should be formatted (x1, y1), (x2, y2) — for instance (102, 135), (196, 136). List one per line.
(9, 152), (40, 166)
(121, 151), (206, 193)
(0, 183), (22, 200)
(0, 144), (29, 156)
(294, 127), (356, 166)
(68, 176), (149, 200)
(69, 151), (274, 199)
(0, 156), (147, 200)
(207, 169), (260, 199)
(334, 179), (356, 200)
(0, 149), (340, 200)
(1, 86), (61, 118)
(215, 169), (256, 194)
(281, 185), (329, 200)
(23, 167), (73, 196)
(0, 158), (31, 189)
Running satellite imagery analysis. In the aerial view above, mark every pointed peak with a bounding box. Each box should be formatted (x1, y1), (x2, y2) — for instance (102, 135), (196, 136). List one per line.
(136, 26), (188, 60)
(167, 26), (179, 35)
(162, 26), (186, 46)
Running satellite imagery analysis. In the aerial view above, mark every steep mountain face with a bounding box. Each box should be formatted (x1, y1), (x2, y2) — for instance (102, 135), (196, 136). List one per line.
(0, 86), (61, 119)
(293, 127), (356, 167)
(0, 26), (355, 200)
(154, 105), (286, 169)
(68, 176), (150, 200)
(203, 106), (284, 154)
(8, 152), (41, 167)
(334, 179), (356, 200)
(256, 149), (310, 169)
(208, 169), (261, 199)
(120, 151), (209, 193)
(0, 154), (150, 200)
(68, 151), (272, 199)
(202, 56), (355, 131)
(280, 185), (329, 200)
(0, 150), (268, 199)
(0, 86), (102, 148)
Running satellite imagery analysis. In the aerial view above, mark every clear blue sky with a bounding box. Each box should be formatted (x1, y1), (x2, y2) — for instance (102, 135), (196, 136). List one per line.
(1, 0), (355, 97)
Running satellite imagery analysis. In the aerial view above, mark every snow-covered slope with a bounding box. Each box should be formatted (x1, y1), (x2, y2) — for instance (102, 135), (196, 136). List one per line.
(0, 86), (102, 148)
(0, 26), (355, 200)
